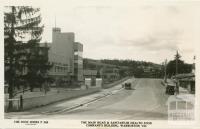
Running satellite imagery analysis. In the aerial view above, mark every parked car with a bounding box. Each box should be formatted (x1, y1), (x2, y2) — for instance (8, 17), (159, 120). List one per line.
(166, 84), (175, 95)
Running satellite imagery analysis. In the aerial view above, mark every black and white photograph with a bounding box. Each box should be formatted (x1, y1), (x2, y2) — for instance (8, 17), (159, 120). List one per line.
(1, 0), (200, 128)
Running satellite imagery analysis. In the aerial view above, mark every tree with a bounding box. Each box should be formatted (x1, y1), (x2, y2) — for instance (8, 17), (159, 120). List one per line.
(166, 52), (192, 77)
(119, 69), (126, 78)
(4, 6), (44, 110)
(96, 69), (101, 78)
(25, 41), (52, 92)
(175, 51), (181, 75)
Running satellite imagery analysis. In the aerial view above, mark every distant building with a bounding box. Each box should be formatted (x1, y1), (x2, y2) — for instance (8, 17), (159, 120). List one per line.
(142, 66), (155, 78)
(101, 67), (120, 83)
(83, 59), (122, 84)
(139, 65), (162, 78)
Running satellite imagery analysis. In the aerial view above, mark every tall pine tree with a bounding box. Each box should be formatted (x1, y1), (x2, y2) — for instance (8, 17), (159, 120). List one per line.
(166, 52), (192, 77)
(4, 6), (51, 110)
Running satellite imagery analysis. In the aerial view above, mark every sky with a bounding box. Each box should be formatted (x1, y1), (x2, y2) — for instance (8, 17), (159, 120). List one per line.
(39, 0), (200, 64)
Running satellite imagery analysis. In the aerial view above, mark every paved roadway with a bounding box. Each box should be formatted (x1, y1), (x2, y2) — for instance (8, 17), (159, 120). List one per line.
(5, 78), (169, 120)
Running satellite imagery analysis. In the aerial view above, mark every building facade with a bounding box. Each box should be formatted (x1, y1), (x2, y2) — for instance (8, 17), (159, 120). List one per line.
(74, 42), (83, 83)
(83, 69), (98, 86)
(45, 27), (83, 87)
(100, 67), (120, 84)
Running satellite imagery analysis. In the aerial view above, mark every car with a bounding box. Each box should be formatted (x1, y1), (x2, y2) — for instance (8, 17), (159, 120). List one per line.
(124, 82), (132, 90)
(166, 84), (175, 95)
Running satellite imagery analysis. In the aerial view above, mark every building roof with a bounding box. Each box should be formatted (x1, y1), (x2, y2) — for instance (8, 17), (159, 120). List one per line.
(174, 73), (195, 79)
(166, 94), (195, 104)
(179, 77), (195, 82)
(83, 69), (97, 76)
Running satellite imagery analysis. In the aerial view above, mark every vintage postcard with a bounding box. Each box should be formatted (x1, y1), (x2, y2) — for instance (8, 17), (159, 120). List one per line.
(0, 0), (200, 128)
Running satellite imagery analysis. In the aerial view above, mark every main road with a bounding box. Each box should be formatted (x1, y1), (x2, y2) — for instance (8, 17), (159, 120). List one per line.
(5, 78), (169, 120)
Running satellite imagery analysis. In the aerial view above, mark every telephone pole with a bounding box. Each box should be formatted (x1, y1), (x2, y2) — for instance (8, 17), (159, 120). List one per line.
(175, 50), (181, 76)
(164, 59), (167, 83)
(175, 50), (181, 95)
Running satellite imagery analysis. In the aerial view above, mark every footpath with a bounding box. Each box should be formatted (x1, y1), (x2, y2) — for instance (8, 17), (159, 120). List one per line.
(102, 77), (130, 88)
(5, 77), (134, 118)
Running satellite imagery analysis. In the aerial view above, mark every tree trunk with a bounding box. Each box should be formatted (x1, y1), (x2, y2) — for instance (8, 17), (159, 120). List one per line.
(8, 81), (13, 111)
(30, 85), (34, 92)
(7, 6), (16, 112)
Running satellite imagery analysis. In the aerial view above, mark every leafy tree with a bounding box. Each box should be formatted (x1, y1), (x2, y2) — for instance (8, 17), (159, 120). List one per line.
(129, 67), (142, 78)
(96, 69), (101, 78)
(83, 58), (164, 78)
(119, 69), (126, 78)
(4, 6), (45, 110)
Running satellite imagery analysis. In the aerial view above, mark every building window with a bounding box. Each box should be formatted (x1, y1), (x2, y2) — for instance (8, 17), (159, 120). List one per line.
(74, 51), (78, 55)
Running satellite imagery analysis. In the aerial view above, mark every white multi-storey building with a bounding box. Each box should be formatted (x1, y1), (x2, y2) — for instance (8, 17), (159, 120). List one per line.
(42, 27), (83, 86)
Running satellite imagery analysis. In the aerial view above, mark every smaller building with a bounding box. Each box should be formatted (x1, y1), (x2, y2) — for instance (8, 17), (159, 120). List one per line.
(83, 69), (97, 78)
(179, 77), (195, 94)
(176, 73), (195, 94)
(140, 65), (162, 78)
(83, 69), (98, 86)
(101, 67), (120, 84)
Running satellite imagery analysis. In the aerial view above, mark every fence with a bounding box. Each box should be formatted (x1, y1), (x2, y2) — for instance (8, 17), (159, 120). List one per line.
(5, 99), (20, 112)
(5, 87), (101, 112)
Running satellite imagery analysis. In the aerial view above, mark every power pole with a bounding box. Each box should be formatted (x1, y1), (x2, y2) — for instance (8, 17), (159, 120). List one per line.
(175, 50), (181, 76)
(175, 50), (181, 95)
(192, 56), (195, 73)
(164, 59), (167, 83)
